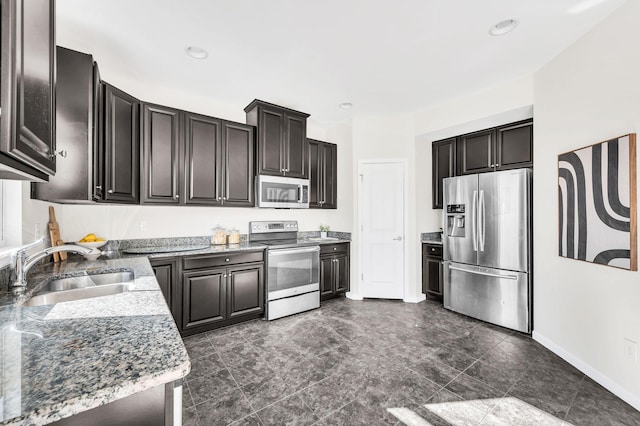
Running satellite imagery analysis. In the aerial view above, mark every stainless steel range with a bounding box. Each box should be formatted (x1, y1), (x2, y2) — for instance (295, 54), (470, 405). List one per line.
(249, 221), (320, 320)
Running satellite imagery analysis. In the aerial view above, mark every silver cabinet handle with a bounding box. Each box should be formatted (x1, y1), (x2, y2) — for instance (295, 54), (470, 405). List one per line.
(225, 258), (230, 262)
(285, 168), (289, 172)
(95, 185), (102, 190)
(393, 236), (402, 241)
(495, 163), (500, 167)
(174, 194), (179, 199)
(107, 189), (114, 194)
(217, 196), (222, 201)
(49, 150), (67, 159)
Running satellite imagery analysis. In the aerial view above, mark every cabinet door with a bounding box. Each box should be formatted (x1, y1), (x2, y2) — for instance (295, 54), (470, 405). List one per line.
(257, 107), (284, 176)
(432, 138), (455, 209)
(31, 47), (93, 202)
(322, 143), (337, 209)
(227, 264), (264, 319)
(103, 84), (140, 203)
(184, 112), (222, 205)
(496, 120), (533, 170)
(424, 257), (443, 297)
(0, 0), (56, 176)
(182, 268), (226, 330)
(92, 63), (104, 200)
(309, 140), (337, 209)
(308, 140), (321, 208)
(458, 129), (494, 175)
(319, 256), (334, 300)
(222, 121), (254, 207)
(150, 258), (180, 326)
(284, 113), (307, 178)
(141, 104), (181, 204)
(334, 253), (349, 294)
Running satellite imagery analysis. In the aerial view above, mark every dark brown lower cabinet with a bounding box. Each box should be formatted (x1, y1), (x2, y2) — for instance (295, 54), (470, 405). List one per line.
(180, 250), (264, 336)
(149, 257), (180, 325)
(319, 243), (350, 301)
(182, 268), (227, 330)
(422, 243), (443, 299)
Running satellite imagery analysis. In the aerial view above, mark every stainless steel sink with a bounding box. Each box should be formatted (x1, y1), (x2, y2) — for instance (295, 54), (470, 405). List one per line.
(38, 271), (135, 292)
(22, 271), (135, 307)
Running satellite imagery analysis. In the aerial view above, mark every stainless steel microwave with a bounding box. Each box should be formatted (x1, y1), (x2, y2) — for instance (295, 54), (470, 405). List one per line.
(256, 175), (309, 208)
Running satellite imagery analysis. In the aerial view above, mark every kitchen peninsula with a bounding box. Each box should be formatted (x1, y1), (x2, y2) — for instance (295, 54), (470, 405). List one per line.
(0, 256), (190, 425)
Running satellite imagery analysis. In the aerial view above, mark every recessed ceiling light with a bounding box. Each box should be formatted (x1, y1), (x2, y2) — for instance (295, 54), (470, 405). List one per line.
(339, 102), (353, 109)
(185, 46), (208, 60)
(488, 19), (519, 36)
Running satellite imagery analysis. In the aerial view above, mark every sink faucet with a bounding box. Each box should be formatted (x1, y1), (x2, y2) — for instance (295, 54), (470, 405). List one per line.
(11, 239), (93, 291)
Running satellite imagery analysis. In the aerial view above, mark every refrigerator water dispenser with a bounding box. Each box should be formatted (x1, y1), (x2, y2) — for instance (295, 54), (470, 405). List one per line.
(446, 204), (465, 237)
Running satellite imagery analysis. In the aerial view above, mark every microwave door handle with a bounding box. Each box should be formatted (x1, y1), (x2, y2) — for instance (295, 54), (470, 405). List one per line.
(297, 185), (302, 203)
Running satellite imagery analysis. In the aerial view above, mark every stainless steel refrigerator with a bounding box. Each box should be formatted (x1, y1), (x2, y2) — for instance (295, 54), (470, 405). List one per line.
(443, 168), (532, 333)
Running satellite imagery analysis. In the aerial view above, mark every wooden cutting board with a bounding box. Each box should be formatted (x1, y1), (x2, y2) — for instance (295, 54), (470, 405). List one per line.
(48, 206), (66, 262)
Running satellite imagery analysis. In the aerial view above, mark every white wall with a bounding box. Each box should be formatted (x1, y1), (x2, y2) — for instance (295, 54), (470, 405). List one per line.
(533, 0), (640, 409)
(349, 114), (422, 302)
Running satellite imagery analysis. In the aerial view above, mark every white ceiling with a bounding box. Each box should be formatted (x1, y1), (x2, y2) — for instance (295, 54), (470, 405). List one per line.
(56, 0), (626, 125)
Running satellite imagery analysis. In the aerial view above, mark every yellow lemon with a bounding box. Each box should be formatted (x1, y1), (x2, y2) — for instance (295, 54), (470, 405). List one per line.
(83, 233), (97, 242)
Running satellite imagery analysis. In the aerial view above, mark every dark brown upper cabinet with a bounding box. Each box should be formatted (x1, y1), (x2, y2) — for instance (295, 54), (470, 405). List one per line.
(32, 47), (97, 202)
(457, 119), (533, 175)
(101, 83), (140, 203)
(496, 120), (533, 170)
(308, 138), (337, 209)
(431, 119), (533, 209)
(432, 138), (456, 209)
(0, 0), (56, 181)
(245, 99), (309, 179)
(221, 121), (254, 207)
(457, 128), (495, 175)
(184, 112), (254, 207)
(141, 104), (182, 204)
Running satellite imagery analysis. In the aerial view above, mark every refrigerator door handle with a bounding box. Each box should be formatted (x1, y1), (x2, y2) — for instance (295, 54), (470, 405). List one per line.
(479, 189), (485, 252)
(448, 264), (518, 281)
(472, 190), (478, 251)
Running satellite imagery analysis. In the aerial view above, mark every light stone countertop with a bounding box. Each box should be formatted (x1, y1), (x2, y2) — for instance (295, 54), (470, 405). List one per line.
(0, 257), (190, 426)
(0, 235), (352, 424)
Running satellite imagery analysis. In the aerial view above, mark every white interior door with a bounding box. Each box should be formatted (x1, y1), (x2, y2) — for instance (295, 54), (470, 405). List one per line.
(359, 161), (405, 299)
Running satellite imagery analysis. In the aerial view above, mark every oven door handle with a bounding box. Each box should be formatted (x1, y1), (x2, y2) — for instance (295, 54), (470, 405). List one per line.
(269, 246), (320, 257)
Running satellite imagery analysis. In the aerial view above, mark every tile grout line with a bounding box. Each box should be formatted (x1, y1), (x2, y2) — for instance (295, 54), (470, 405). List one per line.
(563, 374), (586, 422)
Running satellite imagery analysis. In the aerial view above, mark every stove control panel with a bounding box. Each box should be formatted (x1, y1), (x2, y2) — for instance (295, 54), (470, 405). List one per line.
(249, 221), (298, 234)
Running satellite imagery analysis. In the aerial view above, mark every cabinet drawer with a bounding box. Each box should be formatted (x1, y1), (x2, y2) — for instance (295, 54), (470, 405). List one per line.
(183, 250), (264, 270)
(423, 243), (443, 259)
(320, 243), (349, 256)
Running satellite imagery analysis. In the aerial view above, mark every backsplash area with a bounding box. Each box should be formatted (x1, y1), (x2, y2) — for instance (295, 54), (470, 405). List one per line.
(1, 230), (351, 291)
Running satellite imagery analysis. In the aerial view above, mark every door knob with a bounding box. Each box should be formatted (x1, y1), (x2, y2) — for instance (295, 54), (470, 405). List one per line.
(393, 236), (402, 241)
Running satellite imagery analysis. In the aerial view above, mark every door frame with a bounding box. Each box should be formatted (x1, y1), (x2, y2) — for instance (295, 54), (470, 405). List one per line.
(356, 159), (409, 300)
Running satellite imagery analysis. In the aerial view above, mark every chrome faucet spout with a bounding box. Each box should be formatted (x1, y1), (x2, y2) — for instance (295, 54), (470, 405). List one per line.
(11, 244), (94, 291)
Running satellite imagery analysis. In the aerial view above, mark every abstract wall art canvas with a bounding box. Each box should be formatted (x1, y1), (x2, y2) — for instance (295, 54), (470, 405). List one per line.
(558, 134), (637, 270)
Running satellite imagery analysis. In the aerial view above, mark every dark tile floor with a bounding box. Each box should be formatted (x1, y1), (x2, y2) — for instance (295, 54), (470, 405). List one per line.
(180, 298), (640, 426)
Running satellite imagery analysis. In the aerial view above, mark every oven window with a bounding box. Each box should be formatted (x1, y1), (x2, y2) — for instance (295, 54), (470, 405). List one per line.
(262, 183), (299, 202)
(268, 249), (319, 293)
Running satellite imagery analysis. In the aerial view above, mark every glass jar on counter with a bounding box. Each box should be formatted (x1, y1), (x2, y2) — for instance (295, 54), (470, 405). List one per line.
(227, 228), (240, 244)
(211, 226), (227, 245)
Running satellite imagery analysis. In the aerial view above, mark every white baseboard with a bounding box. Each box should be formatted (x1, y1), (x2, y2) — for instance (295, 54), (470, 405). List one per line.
(346, 292), (363, 301)
(404, 294), (426, 303)
(532, 331), (640, 412)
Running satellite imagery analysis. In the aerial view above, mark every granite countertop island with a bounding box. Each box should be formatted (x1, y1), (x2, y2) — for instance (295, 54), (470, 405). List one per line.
(0, 256), (190, 425)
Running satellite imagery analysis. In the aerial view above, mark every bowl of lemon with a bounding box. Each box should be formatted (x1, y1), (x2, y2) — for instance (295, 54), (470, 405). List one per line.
(76, 233), (108, 250)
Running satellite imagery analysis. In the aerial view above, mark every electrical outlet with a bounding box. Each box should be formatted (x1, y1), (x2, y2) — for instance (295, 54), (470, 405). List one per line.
(623, 338), (638, 362)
